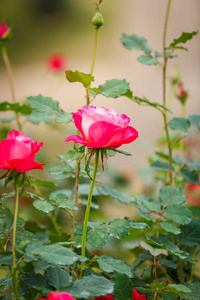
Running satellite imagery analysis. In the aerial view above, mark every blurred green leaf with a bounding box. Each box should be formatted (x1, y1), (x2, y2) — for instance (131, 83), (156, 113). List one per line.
(137, 55), (158, 65)
(170, 31), (198, 48)
(55, 112), (72, 124)
(99, 79), (129, 98)
(33, 200), (54, 213)
(168, 117), (190, 131)
(184, 282), (200, 300)
(45, 266), (72, 289)
(27, 95), (59, 112)
(98, 186), (134, 204)
(65, 70), (94, 88)
(167, 283), (191, 295)
(27, 111), (54, 124)
(16, 230), (37, 245)
(31, 179), (56, 188)
(23, 273), (46, 290)
(87, 228), (108, 248)
(160, 221), (181, 235)
(159, 186), (186, 206)
(139, 241), (168, 257)
(129, 221), (150, 229)
(106, 218), (130, 239)
(180, 169), (200, 185)
(0, 101), (32, 114)
(97, 255), (133, 277)
(121, 33), (151, 54)
(178, 219), (200, 247)
(151, 160), (169, 172)
(164, 205), (192, 225)
(188, 114), (200, 130)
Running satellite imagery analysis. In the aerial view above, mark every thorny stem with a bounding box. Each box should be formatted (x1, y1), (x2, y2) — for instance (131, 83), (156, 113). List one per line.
(162, 0), (173, 185)
(71, 159), (81, 244)
(87, 28), (99, 106)
(1, 45), (22, 131)
(12, 175), (20, 300)
(80, 150), (99, 277)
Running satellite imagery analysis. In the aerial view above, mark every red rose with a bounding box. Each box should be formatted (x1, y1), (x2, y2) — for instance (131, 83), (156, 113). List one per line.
(0, 22), (9, 39)
(0, 130), (44, 172)
(47, 54), (67, 72)
(132, 289), (146, 300)
(39, 291), (76, 300)
(93, 294), (114, 300)
(65, 106), (138, 149)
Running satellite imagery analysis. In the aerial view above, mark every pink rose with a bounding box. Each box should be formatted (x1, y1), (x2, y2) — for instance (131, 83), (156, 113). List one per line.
(132, 289), (146, 300)
(39, 291), (76, 300)
(93, 294), (114, 300)
(65, 106), (138, 149)
(0, 22), (9, 39)
(47, 54), (67, 72)
(0, 130), (44, 172)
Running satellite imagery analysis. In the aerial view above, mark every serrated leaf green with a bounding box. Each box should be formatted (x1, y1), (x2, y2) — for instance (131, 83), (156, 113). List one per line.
(178, 219), (200, 247)
(168, 117), (190, 131)
(113, 273), (133, 300)
(164, 205), (192, 225)
(66, 274), (114, 298)
(160, 221), (181, 235)
(164, 240), (195, 264)
(180, 169), (200, 185)
(27, 95), (59, 112)
(16, 230), (37, 245)
(170, 31), (198, 48)
(188, 114), (200, 130)
(137, 55), (158, 65)
(45, 266), (72, 289)
(23, 273), (46, 290)
(184, 282), (200, 300)
(87, 228), (108, 248)
(33, 200), (54, 213)
(151, 160), (169, 172)
(65, 70), (94, 88)
(55, 112), (72, 124)
(139, 241), (168, 257)
(99, 79), (129, 98)
(97, 255), (133, 277)
(167, 283), (191, 294)
(27, 111), (54, 124)
(159, 186), (186, 206)
(121, 33), (151, 54)
(106, 218), (130, 239)
(137, 211), (156, 223)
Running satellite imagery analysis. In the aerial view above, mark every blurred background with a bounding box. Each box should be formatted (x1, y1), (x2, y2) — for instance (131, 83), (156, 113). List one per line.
(0, 0), (200, 181)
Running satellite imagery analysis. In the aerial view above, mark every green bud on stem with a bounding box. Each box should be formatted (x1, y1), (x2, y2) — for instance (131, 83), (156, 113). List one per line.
(92, 6), (104, 29)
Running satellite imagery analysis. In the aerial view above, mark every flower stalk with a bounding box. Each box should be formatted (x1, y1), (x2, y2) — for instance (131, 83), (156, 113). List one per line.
(81, 150), (99, 275)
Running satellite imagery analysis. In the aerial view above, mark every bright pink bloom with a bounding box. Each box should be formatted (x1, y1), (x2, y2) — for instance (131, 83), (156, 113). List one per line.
(47, 54), (67, 72)
(0, 22), (9, 39)
(65, 106), (138, 149)
(0, 130), (44, 172)
(132, 289), (146, 300)
(39, 291), (76, 300)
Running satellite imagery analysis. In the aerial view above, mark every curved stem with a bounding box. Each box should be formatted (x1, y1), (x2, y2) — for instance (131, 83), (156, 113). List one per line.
(1, 45), (21, 131)
(87, 28), (99, 106)
(162, 0), (173, 185)
(81, 150), (99, 276)
(12, 175), (20, 300)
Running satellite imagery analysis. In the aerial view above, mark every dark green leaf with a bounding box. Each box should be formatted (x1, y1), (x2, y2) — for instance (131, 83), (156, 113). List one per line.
(129, 221), (150, 229)
(167, 283), (191, 295)
(164, 205), (192, 225)
(184, 282), (200, 300)
(188, 114), (200, 130)
(113, 273), (133, 300)
(180, 169), (200, 185)
(98, 186), (134, 204)
(159, 186), (186, 206)
(87, 228), (108, 248)
(33, 200), (54, 213)
(137, 55), (158, 65)
(160, 221), (181, 234)
(159, 258), (177, 269)
(168, 117), (190, 131)
(141, 198), (161, 212)
(50, 193), (78, 211)
(97, 255), (133, 277)
(170, 31), (198, 48)
(139, 241), (168, 257)
(99, 79), (129, 98)
(27, 95), (59, 112)
(133, 97), (171, 112)
(178, 219), (200, 247)
(34, 245), (78, 266)
(115, 149), (132, 156)
(55, 112), (72, 124)
(164, 240), (195, 264)
(65, 70), (94, 88)
(137, 211), (156, 223)
(45, 266), (72, 289)
(151, 161), (169, 172)
(0, 102), (32, 114)
(121, 33), (152, 54)
(66, 274), (114, 298)
(23, 273), (46, 290)
(106, 218), (130, 239)
(16, 230), (37, 245)
(31, 180), (56, 188)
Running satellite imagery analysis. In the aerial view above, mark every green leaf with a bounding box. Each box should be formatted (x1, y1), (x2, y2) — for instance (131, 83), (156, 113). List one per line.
(31, 179), (56, 188)
(16, 230), (37, 245)
(167, 283), (191, 295)
(34, 245), (78, 266)
(132, 96), (171, 113)
(45, 266), (72, 289)
(113, 273), (133, 300)
(188, 114), (200, 130)
(160, 221), (181, 235)
(137, 211), (156, 223)
(121, 33), (152, 54)
(87, 228), (108, 248)
(164, 240), (195, 264)
(33, 200), (54, 213)
(66, 274), (114, 298)
(0, 101), (32, 115)
(27, 111), (54, 124)
(55, 112), (72, 124)
(159, 186), (186, 206)
(115, 149), (132, 156)
(151, 161), (169, 172)
(168, 117), (190, 131)
(1, 116), (16, 123)
(164, 205), (192, 225)
(98, 186), (134, 204)
(137, 55), (158, 65)
(170, 31), (198, 48)
(63, 149), (84, 161)
(23, 273), (46, 290)
(159, 258), (177, 269)
(98, 79), (129, 98)
(184, 282), (200, 300)
(65, 70), (94, 88)
(27, 95), (59, 112)
(141, 198), (161, 212)
(139, 241), (168, 257)
(129, 221), (150, 229)
(180, 169), (200, 185)
(97, 255), (133, 277)
(50, 193), (78, 211)
(106, 218), (130, 239)
(178, 219), (200, 247)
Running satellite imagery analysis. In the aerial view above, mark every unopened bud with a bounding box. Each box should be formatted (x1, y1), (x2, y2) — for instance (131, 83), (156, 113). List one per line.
(92, 6), (104, 29)
(175, 81), (188, 105)
(0, 22), (10, 40)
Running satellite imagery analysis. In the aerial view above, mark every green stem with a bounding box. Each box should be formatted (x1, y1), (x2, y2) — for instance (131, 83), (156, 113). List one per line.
(1, 45), (21, 131)
(71, 159), (81, 244)
(12, 175), (20, 300)
(81, 150), (99, 276)
(87, 28), (99, 106)
(163, 0), (173, 185)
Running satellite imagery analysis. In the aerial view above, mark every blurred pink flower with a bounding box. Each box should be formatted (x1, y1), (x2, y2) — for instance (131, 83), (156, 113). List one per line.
(93, 289), (146, 300)
(47, 54), (67, 72)
(175, 81), (188, 104)
(0, 130), (44, 172)
(65, 106), (138, 149)
(0, 22), (9, 39)
(39, 291), (76, 300)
